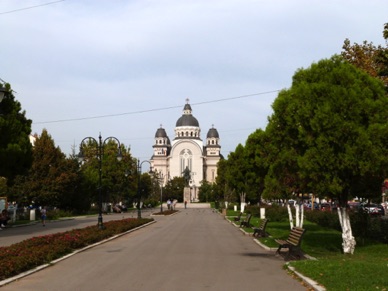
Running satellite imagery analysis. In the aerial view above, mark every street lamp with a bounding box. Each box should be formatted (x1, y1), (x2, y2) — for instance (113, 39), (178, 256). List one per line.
(136, 160), (153, 219)
(158, 170), (164, 213)
(78, 133), (123, 229)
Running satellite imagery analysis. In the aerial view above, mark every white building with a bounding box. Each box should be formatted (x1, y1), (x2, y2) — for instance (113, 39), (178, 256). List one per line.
(150, 100), (223, 201)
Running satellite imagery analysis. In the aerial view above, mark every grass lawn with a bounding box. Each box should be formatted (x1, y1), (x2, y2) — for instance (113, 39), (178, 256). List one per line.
(226, 210), (388, 291)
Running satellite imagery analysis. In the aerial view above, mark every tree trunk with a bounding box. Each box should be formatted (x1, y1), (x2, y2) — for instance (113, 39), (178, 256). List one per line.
(337, 206), (356, 254)
(287, 204), (294, 229)
(239, 192), (246, 212)
(300, 204), (304, 228)
(295, 204), (300, 227)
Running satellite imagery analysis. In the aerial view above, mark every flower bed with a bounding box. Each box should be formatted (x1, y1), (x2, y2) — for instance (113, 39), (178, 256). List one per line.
(152, 210), (178, 215)
(0, 218), (153, 280)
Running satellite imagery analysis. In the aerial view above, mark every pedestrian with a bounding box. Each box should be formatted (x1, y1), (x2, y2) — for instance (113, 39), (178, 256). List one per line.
(0, 209), (9, 230)
(41, 207), (47, 226)
(184, 200), (187, 209)
(167, 199), (171, 210)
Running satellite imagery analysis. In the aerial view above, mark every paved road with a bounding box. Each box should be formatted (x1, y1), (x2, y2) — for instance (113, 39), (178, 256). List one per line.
(1, 208), (307, 291)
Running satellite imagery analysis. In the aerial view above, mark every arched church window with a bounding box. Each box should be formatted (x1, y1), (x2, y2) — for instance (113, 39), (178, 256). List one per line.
(191, 132), (193, 137)
(212, 140), (215, 145)
(179, 149), (193, 175)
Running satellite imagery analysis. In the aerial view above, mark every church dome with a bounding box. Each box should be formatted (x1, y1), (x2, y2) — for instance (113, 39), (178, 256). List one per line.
(176, 115), (199, 127)
(175, 101), (199, 127)
(207, 127), (219, 138)
(155, 127), (168, 138)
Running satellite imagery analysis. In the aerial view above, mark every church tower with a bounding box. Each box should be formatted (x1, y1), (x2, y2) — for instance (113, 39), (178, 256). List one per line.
(150, 99), (223, 200)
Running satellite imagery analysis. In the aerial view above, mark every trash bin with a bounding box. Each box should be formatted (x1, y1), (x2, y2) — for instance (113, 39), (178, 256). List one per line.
(30, 208), (36, 221)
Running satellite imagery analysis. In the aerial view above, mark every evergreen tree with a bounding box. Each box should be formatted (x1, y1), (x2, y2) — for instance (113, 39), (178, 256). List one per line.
(0, 83), (32, 185)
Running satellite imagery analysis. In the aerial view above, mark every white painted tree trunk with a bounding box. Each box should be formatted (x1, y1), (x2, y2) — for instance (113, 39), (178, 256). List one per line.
(287, 204), (294, 229)
(287, 203), (304, 229)
(240, 192), (246, 212)
(300, 204), (304, 228)
(337, 207), (356, 254)
(294, 204), (304, 228)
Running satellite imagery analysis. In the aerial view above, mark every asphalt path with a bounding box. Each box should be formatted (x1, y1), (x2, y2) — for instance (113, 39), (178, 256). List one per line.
(1, 208), (307, 291)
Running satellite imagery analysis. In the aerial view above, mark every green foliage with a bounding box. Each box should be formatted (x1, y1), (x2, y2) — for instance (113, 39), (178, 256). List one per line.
(304, 210), (341, 231)
(198, 180), (215, 202)
(0, 83), (33, 185)
(266, 56), (388, 205)
(245, 205), (260, 217)
(265, 204), (288, 222)
(164, 176), (185, 202)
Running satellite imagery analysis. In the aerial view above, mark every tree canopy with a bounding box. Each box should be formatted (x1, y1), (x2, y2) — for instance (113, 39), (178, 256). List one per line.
(0, 83), (32, 185)
(266, 56), (388, 205)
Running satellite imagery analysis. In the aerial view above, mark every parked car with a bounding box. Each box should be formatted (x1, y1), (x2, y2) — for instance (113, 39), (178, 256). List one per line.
(361, 203), (385, 216)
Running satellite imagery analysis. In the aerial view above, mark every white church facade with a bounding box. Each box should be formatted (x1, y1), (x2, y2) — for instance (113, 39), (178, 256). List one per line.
(150, 100), (223, 201)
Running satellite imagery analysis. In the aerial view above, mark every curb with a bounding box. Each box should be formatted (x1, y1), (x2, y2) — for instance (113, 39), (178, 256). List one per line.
(286, 264), (326, 291)
(0, 220), (156, 287)
(225, 215), (325, 291)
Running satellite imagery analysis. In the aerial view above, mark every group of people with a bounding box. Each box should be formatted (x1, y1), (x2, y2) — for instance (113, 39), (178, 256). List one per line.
(0, 209), (10, 230)
(166, 199), (178, 210)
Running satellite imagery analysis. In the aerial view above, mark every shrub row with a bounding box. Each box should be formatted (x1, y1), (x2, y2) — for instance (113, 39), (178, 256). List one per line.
(245, 204), (387, 243)
(0, 218), (153, 280)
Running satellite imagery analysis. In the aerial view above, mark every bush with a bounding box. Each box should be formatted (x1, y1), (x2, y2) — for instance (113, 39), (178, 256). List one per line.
(245, 205), (260, 217)
(265, 204), (288, 222)
(0, 218), (153, 280)
(350, 211), (388, 244)
(304, 210), (341, 231)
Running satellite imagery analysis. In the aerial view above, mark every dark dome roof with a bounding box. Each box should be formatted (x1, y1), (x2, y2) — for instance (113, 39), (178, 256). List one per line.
(176, 101), (199, 127)
(207, 127), (219, 138)
(155, 127), (168, 138)
(176, 115), (199, 127)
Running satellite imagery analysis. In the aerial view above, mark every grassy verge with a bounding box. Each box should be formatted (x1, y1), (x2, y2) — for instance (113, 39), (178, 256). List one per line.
(226, 211), (388, 291)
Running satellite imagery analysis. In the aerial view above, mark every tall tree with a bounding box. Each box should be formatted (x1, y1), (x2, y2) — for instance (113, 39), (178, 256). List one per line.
(267, 56), (388, 254)
(0, 83), (32, 185)
(21, 130), (81, 208)
(244, 129), (271, 204)
(341, 23), (388, 88)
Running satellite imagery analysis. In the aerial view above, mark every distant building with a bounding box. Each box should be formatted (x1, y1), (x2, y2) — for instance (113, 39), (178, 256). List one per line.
(150, 99), (223, 201)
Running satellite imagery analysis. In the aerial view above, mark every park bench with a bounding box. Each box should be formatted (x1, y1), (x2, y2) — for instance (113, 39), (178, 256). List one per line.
(252, 218), (268, 237)
(234, 212), (243, 222)
(275, 227), (306, 260)
(239, 214), (252, 228)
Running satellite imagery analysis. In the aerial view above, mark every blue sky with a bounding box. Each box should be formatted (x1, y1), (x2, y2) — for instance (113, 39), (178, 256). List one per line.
(1, 0), (387, 160)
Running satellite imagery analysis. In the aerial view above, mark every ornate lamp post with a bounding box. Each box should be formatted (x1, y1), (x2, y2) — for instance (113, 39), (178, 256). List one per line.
(158, 170), (164, 213)
(136, 160), (153, 219)
(78, 133), (123, 229)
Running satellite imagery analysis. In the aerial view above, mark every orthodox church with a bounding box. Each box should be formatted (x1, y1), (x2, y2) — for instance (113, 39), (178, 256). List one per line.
(150, 99), (222, 201)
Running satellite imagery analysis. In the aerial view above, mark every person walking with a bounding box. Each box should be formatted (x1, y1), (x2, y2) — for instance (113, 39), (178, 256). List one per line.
(184, 200), (187, 209)
(41, 207), (47, 226)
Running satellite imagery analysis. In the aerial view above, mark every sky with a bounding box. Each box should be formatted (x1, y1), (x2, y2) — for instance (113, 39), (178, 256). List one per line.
(1, 0), (387, 161)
